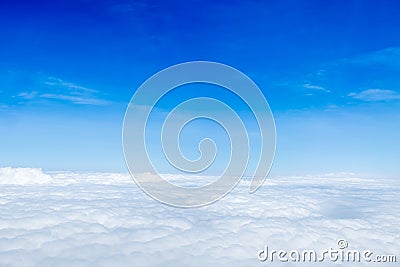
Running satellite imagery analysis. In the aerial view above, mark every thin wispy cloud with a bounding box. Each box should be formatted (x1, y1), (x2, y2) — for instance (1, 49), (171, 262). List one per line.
(346, 46), (400, 68)
(16, 76), (110, 106)
(17, 91), (38, 100)
(303, 83), (324, 90)
(348, 89), (400, 102)
(40, 93), (109, 105)
(297, 46), (400, 106)
(44, 77), (98, 94)
(303, 83), (329, 92)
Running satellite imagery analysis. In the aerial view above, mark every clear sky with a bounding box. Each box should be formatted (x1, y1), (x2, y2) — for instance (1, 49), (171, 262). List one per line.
(1, 0), (399, 176)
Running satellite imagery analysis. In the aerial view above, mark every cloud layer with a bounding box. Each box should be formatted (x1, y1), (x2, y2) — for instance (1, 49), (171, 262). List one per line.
(0, 168), (399, 266)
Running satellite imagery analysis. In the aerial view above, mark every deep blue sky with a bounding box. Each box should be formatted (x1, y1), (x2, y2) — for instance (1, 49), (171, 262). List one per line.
(1, 0), (400, 176)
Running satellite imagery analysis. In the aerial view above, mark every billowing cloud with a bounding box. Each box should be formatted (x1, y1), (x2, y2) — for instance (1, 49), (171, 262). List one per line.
(0, 167), (52, 185)
(0, 167), (398, 266)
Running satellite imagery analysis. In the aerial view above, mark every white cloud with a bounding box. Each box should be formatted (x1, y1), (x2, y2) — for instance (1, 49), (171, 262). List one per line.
(0, 167), (398, 266)
(347, 46), (400, 68)
(41, 77), (109, 105)
(303, 83), (330, 93)
(17, 91), (38, 100)
(0, 167), (52, 185)
(40, 93), (109, 105)
(44, 77), (98, 94)
(16, 76), (109, 106)
(348, 89), (400, 101)
(303, 83), (325, 90)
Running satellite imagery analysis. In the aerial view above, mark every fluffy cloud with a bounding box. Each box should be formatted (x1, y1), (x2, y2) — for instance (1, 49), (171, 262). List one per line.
(0, 168), (398, 266)
(0, 167), (52, 185)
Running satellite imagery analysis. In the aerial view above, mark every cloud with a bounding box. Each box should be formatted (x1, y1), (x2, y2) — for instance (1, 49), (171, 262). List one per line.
(40, 77), (110, 105)
(17, 91), (38, 100)
(303, 83), (325, 90)
(302, 83), (330, 94)
(0, 167), (131, 185)
(0, 168), (398, 266)
(40, 93), (109, 105)
(346, 46), (400, 68)
(16, 76), (109, 106)
(348, 89), (400, 102)
(297, 46), (400, 105)
(0, 167), (52, 185)
(43, 77), (98, 94)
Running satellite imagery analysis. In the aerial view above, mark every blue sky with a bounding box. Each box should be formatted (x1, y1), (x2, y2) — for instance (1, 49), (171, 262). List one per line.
(1, 0), (400, 176)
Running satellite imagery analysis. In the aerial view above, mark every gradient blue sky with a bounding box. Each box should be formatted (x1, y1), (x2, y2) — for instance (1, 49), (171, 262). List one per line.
(1, 0), (399, 176)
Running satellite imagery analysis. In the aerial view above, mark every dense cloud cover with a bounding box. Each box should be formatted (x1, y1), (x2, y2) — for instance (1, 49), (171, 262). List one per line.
(0, 167), (399, 266)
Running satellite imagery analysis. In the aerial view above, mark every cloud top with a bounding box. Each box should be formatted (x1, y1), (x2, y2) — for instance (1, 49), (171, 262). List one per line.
(0, 167), (398, 266)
